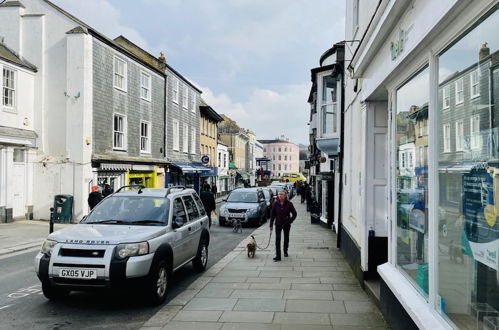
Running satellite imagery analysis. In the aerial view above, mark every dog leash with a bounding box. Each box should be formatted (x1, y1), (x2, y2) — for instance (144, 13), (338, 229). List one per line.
(256, 231), (272, 250)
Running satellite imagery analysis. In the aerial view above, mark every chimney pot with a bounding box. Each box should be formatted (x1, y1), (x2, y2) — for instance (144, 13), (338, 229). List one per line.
(479, 42), (490, 61)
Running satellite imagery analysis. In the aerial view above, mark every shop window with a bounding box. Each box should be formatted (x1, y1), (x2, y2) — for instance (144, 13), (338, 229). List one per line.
(437, 8), (499, 328)
(396, 66), (429, 296)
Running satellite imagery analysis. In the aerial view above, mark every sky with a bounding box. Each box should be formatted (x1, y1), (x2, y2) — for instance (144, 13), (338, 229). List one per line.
(51, 0), (346, 145)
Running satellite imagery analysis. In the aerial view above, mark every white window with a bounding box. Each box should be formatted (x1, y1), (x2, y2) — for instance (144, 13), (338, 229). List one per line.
(191, 127), (196, 154)
(470, 70), (480, 99)
(183, 123), (189, 153)
(113, 57), (127, 91)
(470, 115), (480, 150)
(3, 67), (15, 108)
(455, 120), (464, 151)
(278, 164), (281, 171)
(455, 78), (464, 105)
(408, 152), (413, 168)
(140, 71), (151, 101)
(190, 90), (196, 112)
(173, 120), (179, 151)
(319, 73), (338, 136)
(418, 146), (425, 167)
(182, 84), (188, 109)
(140, 121), (151, 153)
(224, 154), (227, 168)
(285, 147), (287, 152)
(442, 85), (450, 109)
(113, 113), (126, 150)
(289, 155), (291, 161)
(284, 155), (287, 161)
(443, 123), (451, 152)
(172, 77), (179, 104)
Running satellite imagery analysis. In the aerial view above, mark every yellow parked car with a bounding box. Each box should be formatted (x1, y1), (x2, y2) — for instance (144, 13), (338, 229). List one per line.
(280, 172), (306, 183)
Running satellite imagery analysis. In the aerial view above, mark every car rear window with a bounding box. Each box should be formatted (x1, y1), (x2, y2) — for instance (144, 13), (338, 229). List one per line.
(227, 191), (258, 203)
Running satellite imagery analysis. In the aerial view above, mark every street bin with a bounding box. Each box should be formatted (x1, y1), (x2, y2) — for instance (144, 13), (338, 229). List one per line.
(53, 194), (73, 223)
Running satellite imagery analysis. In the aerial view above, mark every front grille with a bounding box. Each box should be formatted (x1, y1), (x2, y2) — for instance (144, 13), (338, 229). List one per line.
(228, 209), (247, 213)
(53, 278), (106, 286)
(60, 248), (105, 258)
(53, 263), (105, 268)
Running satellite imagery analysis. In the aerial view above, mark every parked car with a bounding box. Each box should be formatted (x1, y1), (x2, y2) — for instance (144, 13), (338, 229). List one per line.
(259, 187), (275, 218)
(35, 186), (210, 306)
(281, 172), (307, 183)
(269, 183), (290, 198)
(218, 188), (267, 227)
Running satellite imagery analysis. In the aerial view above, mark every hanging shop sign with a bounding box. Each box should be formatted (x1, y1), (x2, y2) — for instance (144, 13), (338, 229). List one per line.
(390, 25), (413, 61)
(201, 155), (210, 164)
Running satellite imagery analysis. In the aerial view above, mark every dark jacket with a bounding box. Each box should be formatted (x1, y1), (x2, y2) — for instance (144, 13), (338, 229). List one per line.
(200, 190), (216, 213)
(270, 199), (297, 227)
(211, 185), (218, 194)
(88, 192), (102, 210)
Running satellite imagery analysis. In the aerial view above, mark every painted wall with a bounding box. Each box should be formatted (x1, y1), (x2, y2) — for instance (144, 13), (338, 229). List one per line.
(262, 141), (300, 177)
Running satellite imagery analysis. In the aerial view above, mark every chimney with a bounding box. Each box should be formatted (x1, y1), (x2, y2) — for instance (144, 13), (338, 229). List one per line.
(479, 42), (490, 61)
(159, 52), (166, 63)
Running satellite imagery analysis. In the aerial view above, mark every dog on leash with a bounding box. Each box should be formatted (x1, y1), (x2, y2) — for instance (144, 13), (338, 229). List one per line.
(247, 235), (256, 258)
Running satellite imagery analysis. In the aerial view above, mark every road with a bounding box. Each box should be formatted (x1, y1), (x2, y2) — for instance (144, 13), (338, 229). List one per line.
(0, 203), (263, 330)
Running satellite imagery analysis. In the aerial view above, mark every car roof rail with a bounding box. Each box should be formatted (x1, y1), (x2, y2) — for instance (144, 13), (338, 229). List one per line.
(115, 184), (145, 194)
(166, 185), (186, 196)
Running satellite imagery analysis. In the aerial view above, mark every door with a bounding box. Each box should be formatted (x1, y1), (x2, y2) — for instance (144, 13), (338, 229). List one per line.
(12, 163), (26, 217)
(171, 197), (191, 268)
(182, 195), (202, 257)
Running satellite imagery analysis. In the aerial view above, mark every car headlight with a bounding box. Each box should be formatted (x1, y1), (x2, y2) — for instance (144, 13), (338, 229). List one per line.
(115, 242), (149, 259)
(220, 207), (229, 216)
(246, 208), (258, 215)
(40, 239), (57, 257)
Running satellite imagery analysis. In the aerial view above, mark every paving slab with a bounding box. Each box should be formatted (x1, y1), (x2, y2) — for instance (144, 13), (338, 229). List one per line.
(183, 298), (237, 311)
(161, 321), (222, 330)
(285, 300), (346, 314)
(273, 312), (331, 325)
(220, 323), (280, 330)
(172, 311), (222, 322)
(283, 290), (333, 300)
(230, 289), (284, 299)
(233, 299), (286, 312)
(219, 311), (274, 323)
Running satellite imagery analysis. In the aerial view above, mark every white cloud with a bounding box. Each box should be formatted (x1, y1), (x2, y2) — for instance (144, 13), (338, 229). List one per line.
(202, 84), (310, 144)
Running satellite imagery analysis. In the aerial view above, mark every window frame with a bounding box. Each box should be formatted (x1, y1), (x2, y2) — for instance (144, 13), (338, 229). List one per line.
(443, 123), (451, 152)
(140, 120), (151, 154)
(173, 119), (180, 151)
(470, 114), (480, 150)
(190, 89), (196, 113)
(455, 120), (464, 151)
(2, 66), (16, 110)
(183, 123), (189, 153)
(172, 77), (179, 104)
(442, 85), (450, 109)
(191, 127), (196, 154)
(140, 71), (152, 102)
(113, 56), (127, 92)
(470, 69), (480, 99)
(454, 77), (464, 105)
(113, 113), (127, 151)
(182, 84), (188, 109)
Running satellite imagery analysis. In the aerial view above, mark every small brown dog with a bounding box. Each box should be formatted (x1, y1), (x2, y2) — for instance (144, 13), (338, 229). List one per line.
(247, 235), (256, 258)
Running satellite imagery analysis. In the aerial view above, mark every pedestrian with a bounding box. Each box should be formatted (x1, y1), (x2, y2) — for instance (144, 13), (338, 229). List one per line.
(211, 183), (218, 197)
(269, 189), (297, 262)
(102, 184), (113, 197)
(88, 185), (102, 210)
(305, 184), (313, 211)
(200, 184), (216, 228)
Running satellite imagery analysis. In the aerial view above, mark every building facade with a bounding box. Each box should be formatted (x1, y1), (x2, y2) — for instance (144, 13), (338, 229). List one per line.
(0, 41), (37, 221)
(218, 115), (250, 186)
(216, 142), (231, 194)
(343, 0), (499, 328)
(199, 99), (223, 188)
(260, 136), (300, 178)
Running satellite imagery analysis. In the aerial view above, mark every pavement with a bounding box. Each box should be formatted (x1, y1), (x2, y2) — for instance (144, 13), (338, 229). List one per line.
(140, 201), (388, 330)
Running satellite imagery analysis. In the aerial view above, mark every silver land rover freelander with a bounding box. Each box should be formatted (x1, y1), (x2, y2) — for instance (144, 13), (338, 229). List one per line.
(35, 185), (210, 305)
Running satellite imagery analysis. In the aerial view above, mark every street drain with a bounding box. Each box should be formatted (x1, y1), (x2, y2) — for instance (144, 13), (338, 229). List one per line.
(306, 246), (329, 249)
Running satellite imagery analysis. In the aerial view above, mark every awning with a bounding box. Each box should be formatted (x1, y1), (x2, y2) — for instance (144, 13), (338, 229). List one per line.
(439, 162), (487, 174)
(172, 163), (211, 174)
(200, 166), (218, 177)
(100, 163), (132, 171)
(236, 170), (250, 180)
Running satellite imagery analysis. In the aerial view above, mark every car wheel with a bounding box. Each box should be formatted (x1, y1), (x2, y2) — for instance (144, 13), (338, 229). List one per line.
(193, 239), (208, 272)
(42, 282), (70, 300)
(219, 219), (225, 226)
(144, 259), (169, 306)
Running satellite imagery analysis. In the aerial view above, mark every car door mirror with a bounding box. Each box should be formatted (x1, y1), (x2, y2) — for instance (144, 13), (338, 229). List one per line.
(172, 217), (185, 229)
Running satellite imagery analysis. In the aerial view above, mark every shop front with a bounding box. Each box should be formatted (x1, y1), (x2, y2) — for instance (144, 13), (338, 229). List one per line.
(167, 163), (210, 193)
(94, 163), (165, 192)
(359, 2), (499, 328)
(200, 166), (218, 188)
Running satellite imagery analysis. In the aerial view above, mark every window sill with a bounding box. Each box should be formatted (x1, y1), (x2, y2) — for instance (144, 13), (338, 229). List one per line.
(140, 151), (151, 155)
(113, 148), (127, 152)
(455, 101), (464, 106)
(470, 94), (480, 99)
(378, 263), (452, 330)
(2, 107), (17, 113)
(140, 97), (151, 103)
(172, 100), (179, 105)
(114, 86), (128, 93)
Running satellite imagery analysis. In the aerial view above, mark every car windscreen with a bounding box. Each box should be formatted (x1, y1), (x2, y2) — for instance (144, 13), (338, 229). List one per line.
(227, 191), (258, 203)
(83, 196), (170, 225)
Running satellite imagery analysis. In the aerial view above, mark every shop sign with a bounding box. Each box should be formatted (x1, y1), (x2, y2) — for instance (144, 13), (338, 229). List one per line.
(201, 155), (210, 164)
(390, 25), (413, 61)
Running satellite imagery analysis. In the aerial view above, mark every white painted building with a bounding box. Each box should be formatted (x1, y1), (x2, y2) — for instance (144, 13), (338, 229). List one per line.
(343, 0), (499, 328)
(216, 142), (231, 193)
(0, 41), (37, 221)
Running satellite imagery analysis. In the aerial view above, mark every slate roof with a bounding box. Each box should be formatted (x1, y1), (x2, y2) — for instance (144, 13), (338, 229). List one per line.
(0, 42), (37, 71)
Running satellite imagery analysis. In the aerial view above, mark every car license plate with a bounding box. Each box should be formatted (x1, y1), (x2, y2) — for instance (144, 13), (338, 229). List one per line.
(59, 268), (97, 279)
(228, 213), (245, 218)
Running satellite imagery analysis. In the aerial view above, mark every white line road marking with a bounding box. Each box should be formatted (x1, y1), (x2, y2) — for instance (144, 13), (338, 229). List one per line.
(0, 305), (12, 311)
(7, 285), (42, 299)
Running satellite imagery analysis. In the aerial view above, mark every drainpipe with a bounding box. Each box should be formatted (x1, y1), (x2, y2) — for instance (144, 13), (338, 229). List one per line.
(163, 72), (168, 187)
(337, 68), (345, 249)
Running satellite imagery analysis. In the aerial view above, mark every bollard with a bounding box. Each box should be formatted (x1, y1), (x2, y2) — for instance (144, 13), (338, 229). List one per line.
(49, 207), (54, 234)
